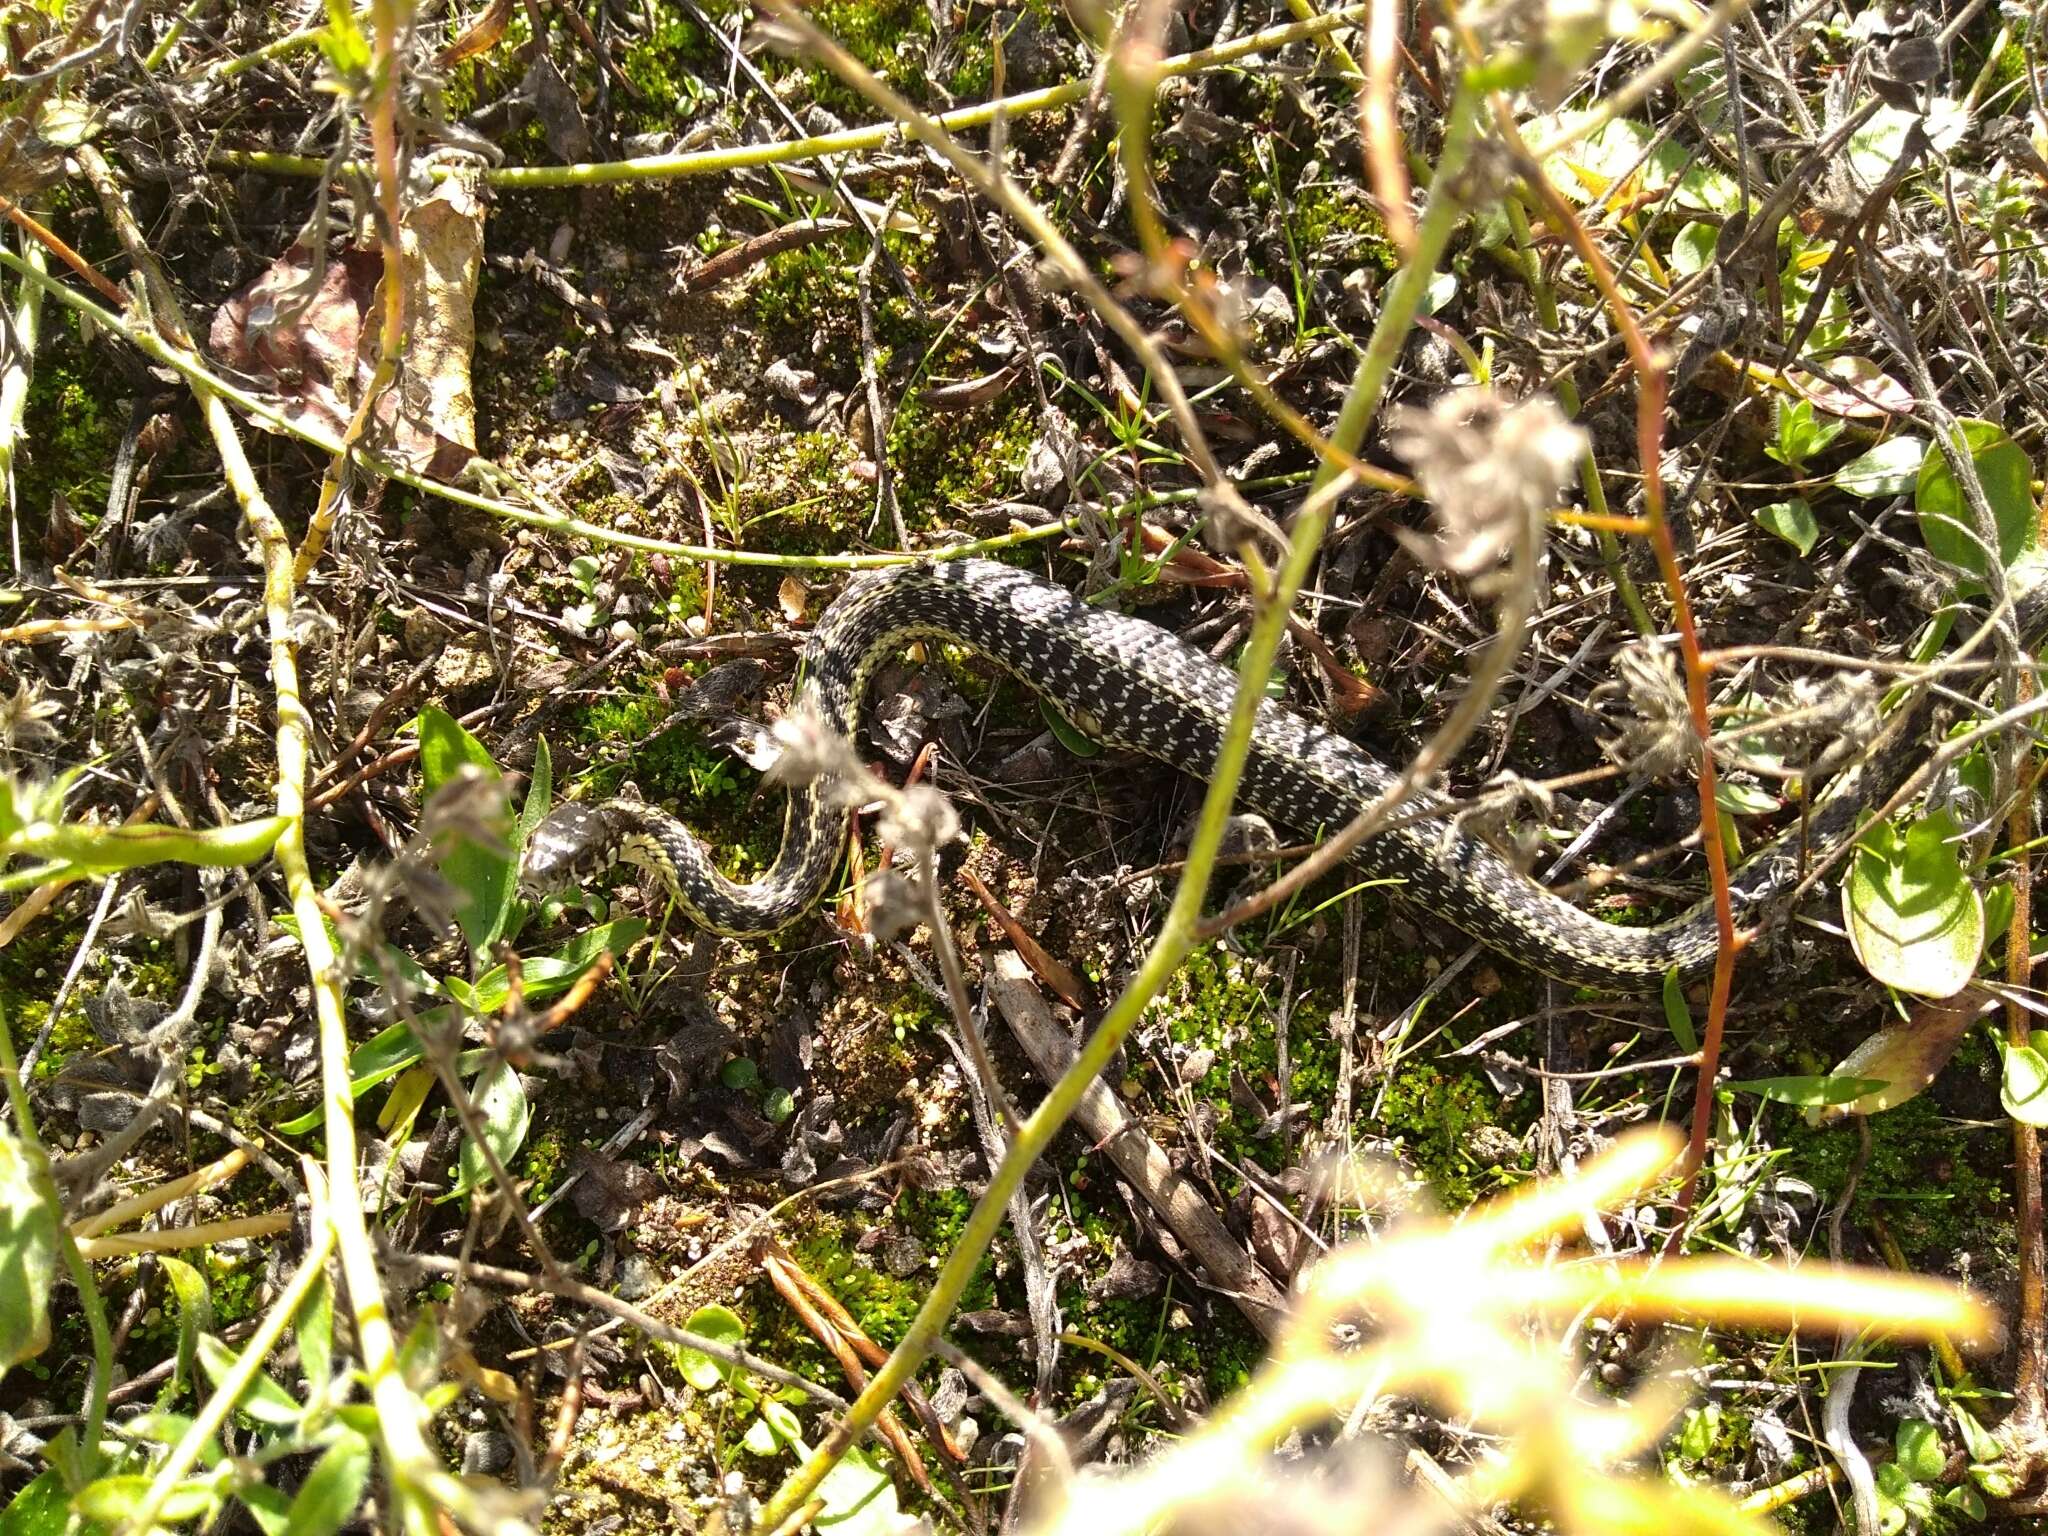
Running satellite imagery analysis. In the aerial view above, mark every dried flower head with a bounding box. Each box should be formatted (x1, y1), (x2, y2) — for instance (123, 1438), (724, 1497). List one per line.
(0, 679), (61, 764)
(878, 783), (961, 862)
(1591, 641), (1699, 778)
(1389, 389), (1586, 580)
(764, 705), (865, 790)
(1753, 672), (1882, 781)
(1452, 770), (1557, 871)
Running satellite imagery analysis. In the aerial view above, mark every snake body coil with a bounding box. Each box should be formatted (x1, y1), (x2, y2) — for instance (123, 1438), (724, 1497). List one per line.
(523, 558), (1908, 992)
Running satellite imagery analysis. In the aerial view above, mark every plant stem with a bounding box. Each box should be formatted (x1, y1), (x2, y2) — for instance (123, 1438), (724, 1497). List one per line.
(115, 1176), (336, 1536)
(1311, 75), (1480, 494)
(213, 8), (1370, 190)
(758, 500), (1334, 1531)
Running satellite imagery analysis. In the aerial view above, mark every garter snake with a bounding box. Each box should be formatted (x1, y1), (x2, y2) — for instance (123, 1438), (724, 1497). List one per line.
(521, 557), (1955, 992)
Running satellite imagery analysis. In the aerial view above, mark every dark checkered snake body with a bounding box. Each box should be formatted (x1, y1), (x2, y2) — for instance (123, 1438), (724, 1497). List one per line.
(521, 558), (1939, 993)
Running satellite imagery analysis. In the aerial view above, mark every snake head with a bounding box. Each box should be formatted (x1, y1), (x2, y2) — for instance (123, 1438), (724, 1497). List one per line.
(519, 801), (619, 890)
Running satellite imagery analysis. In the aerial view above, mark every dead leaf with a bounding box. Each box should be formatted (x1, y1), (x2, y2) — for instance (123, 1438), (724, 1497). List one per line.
(1781, 356), (1913, 420)
(207, 160), (483, 479)
(395, 159), (485, 478)
(1807, 986), (1991, 1124)
(959, 866), (1088, 1009)
(208, 242), (383, 440)
(777, 574), (810, 622)
(437, 0), (514, 67)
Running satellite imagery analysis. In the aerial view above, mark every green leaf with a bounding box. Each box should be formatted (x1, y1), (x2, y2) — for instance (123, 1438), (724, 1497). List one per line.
(1677, 1403), (1720, 1462)
(415, 705), (514, 950)
(1843, 811), (1985, 999)
(296, 1272), (334, 1401)
(1847, 99), (1969, 188)
(77, 1474), (219, 1525)
(119, 1409), (222, 1467)
(1916, 419), (2035, 582)
(0, 1470), (71, 1536)
(1723, 1074), (1888, 1107)
(1766, 397), (1845, 470)
(469, 917), (646, 1013)
(454, 1061), (531, 1202)
(516, 737), (555, 858)
(158, 1254), (213, 1404)
(813, 1443), (901, 1535)
(1999, 1040), (2048, 1127)
(1669, 221), (1717, 276)
(720, 1058), (759, 1091)
(741, 1414), (782, 1456)
(1753, 497), (1818, 557)
(0, 1126), (59, 1381)
(1716, 778), (1780, 816)
(1970, 1459), (2023, 1499)
(1896, 1418), (1945, 1482)
(318, 0), (371, 77)
(1834, 435), (1925, 498)
(197, 1333), (304, 1427)
(242, 1480), (294, 1536)
(676, 1305), (746, 1390)
(764, 1086), (797, 1125)
(759, 1397), (804, 1442)
(1944, 1482), (1987, 1521)
(1982, 881), (2015, 969)
(1039, 698), (1100, 758)
(1954, 1405), (2001, 1465)
(276, 1013), (456, 1134)
(1661, 969), (1699, 1053)
(282, 1430), (371, 1536)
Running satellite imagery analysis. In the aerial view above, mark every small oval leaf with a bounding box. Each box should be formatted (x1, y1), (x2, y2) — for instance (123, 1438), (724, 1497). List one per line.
(1844, 812), (1985, 999)
(1916, 419), (2035, 580)
(1754, 497), (1818, 556)
(1835, 434), (1926, 498)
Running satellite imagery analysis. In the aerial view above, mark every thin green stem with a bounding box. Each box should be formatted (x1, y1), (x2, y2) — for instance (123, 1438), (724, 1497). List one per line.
(115, 1173), (337, 1536)
(6, 814), (289, 873)
(1311, 76), (1481, 494)
(757, 502), (1333, 1529)
(213, 7), (1367, 189)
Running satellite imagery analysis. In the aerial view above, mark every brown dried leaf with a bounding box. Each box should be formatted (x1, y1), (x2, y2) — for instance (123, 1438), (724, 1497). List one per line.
(778, 574), (810, 622)
(207, 162), (482, 479)
(1806, 986), (1989, 1124)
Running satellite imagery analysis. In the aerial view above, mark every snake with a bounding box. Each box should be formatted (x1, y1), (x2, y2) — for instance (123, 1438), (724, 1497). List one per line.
(519, 557), (1963, 993)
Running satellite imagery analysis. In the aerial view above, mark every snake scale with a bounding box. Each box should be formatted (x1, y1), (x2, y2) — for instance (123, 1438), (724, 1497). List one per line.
(521, 557), (1958, 993)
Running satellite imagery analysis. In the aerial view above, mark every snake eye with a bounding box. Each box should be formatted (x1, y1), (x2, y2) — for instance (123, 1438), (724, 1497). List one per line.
(520, 802), (610, 886)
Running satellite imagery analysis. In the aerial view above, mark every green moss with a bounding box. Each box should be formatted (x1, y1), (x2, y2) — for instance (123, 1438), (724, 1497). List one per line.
(611, 4), (733, 130)
(1135, 947), (1341, 1174)
(887, 394), (1039, 526)
(1373, 1061), (1523, 1208)
(570, 685), (780, 878)
(799, 0), (934, 120)
(16, 314), (122, 525)
(1288, 181), (1398, 267)
(780, 1198), (992, 1356)
(1777, 1059), (2013, 1272)
(523, 1126), (567, 1194)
